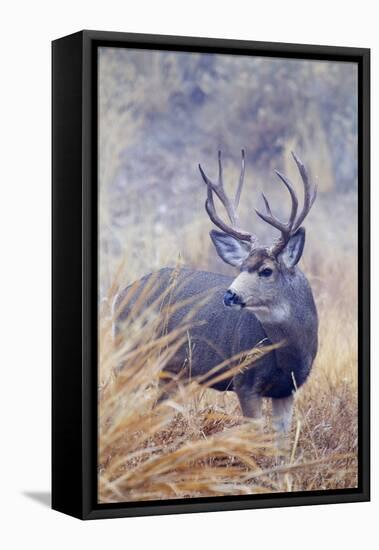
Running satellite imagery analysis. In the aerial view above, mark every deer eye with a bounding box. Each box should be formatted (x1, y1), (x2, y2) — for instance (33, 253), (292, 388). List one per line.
(259, 268), (273, 278)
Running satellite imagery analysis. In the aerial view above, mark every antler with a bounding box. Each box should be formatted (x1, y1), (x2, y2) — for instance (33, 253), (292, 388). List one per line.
(198, 150), (255, 244)
(255, 152), (317, 255)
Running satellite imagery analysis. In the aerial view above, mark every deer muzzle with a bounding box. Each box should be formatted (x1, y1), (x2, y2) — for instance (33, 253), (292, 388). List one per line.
(223, 290), (245, 308)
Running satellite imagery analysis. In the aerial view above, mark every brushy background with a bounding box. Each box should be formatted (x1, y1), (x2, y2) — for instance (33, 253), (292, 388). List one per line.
(98, 47), (358, 503)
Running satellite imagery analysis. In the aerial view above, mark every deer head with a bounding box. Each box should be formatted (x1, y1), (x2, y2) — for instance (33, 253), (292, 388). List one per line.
(199, 150), (317, 323)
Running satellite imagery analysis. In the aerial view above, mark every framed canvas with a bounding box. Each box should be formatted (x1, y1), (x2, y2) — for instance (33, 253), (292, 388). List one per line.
(52, 30), (370, 520)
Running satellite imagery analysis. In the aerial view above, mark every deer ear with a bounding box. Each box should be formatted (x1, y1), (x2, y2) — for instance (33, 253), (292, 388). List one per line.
(210, 230), (251, 267)
(279, 227), (305, 268)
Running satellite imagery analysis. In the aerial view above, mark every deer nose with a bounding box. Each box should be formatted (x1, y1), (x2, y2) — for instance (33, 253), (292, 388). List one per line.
(223, 290), (243, 307)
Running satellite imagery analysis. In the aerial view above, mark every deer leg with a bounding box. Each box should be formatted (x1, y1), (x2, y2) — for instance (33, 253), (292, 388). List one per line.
(236, 391), (264, 431)
(155, 374), (177, 405)
(272, 394), (294, 454)
(155, 360), (185, 406)
(155, 385), (171, 405)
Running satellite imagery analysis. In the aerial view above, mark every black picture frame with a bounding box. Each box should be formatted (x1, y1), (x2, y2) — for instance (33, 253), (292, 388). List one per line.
(52, 30), (370, 520)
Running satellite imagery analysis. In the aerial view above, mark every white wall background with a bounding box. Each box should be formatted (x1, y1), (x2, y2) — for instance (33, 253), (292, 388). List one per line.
(0, 1), (376, 548)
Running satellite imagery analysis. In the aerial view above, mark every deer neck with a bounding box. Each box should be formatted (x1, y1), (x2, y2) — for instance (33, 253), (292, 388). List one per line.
(252, 290), (318, 373)
(262, 315), (317, 367)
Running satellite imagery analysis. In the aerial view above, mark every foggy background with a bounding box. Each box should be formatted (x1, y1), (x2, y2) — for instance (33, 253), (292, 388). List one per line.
(98, 47), (357, 301)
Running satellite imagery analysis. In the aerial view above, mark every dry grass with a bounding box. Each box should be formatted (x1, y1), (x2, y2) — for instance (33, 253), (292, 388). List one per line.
(98, 243), (358, 503)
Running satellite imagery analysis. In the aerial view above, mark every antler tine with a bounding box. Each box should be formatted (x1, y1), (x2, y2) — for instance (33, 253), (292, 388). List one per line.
(199, 152), (234, 225)
(234, 149), (245, 210)
(255, 199), (287, 233)
(199, 151), (254, 243)
(291, 152), (317, 231)
(255, 153), (317, 256)
(204, 185), (253, 242)
(274, 170), (299, 228)
(255, 170), (298, 239)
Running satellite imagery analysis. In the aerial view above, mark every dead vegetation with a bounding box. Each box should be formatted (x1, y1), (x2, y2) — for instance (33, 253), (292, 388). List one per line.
(98, 245), (358, 503)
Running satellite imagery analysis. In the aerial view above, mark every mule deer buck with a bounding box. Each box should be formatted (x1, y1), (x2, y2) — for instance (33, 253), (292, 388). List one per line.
(117, 151), (318, 438)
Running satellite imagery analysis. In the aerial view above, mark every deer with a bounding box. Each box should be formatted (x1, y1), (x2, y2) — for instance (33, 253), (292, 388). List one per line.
(116, 150), (318, 440)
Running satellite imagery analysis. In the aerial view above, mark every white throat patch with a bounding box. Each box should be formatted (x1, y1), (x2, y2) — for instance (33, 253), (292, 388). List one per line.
(248, 302), (291, 324)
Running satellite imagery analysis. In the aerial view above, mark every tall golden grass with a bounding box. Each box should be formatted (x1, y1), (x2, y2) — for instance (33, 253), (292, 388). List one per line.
(98, 238), (358, 503)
